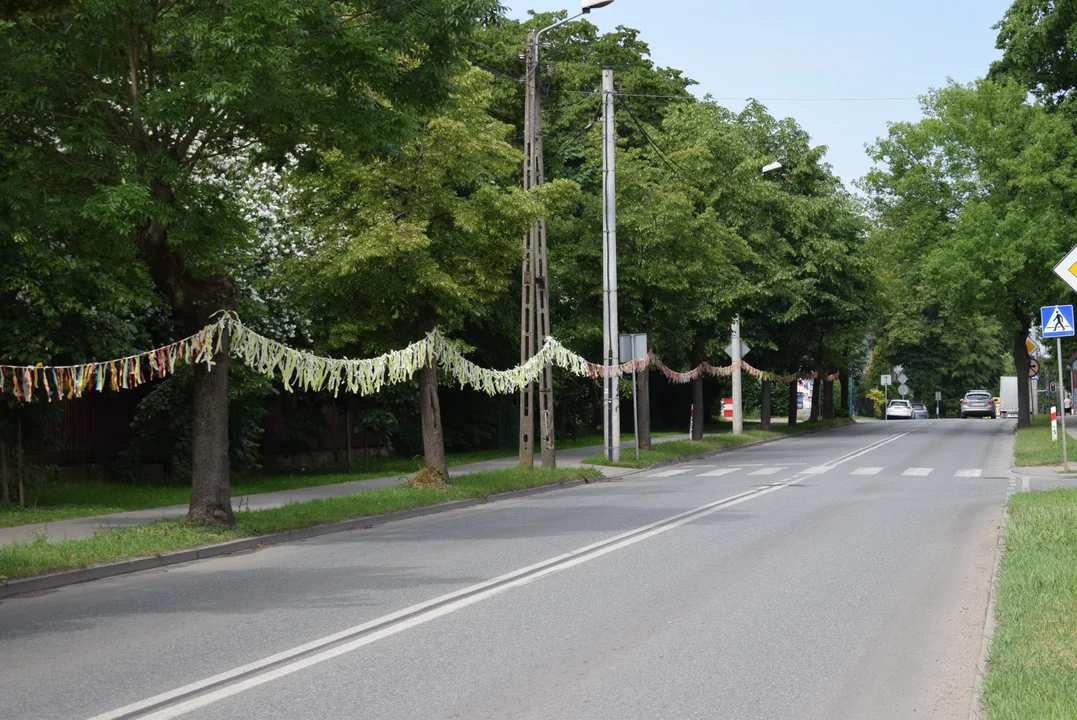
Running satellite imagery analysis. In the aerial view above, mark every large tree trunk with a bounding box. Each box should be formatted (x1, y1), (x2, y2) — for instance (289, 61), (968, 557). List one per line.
(810, 377), (821, 422)
(760, 348), (772, 431)
(823, 376), (835, 420)
(787, 381), (798, 426)
(839, 368), (850, 417)
(638, 323), (653, 450)
(418, 363), (448, 478)
(691, 376), (704, 440)
(137, 180), (238, 525)
(1014, 315), (1032, 429)
(188, 344), (234, 525)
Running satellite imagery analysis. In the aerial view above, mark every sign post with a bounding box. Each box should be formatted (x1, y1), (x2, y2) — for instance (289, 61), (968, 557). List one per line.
(935, 391), (942, 419)
(620, 333), (648, 462)
(881, 374), (892, 419)
(1041, 304), (1074, 470)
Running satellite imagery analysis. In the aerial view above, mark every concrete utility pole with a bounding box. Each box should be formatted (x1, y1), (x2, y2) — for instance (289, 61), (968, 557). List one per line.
(519, 30), (556, 469)
(602, 65), (620, 462)
(732, 315), (744, 435)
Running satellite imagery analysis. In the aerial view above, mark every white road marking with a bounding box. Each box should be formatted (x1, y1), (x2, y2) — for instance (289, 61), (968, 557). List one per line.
(955, 469), (983, 478)
(650, 468), (691, 477)
(90, 425), (924, 720)
(851, 467), (883, 475)
(902, 467), (933, 476)
(700, 468), (738, 477)
(748, 467), (782, 476)
(802, 466), (829, 475)
(1021, 476), (1030, 492)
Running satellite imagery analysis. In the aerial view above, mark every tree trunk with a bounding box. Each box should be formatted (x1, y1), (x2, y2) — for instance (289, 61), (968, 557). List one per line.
(16, 416), (25, 508)
(760, 348), (772, 431)
(787, 381), (798, 426)
(638, 323), (653, 450)
(810, 377), (821, 422)
(1014, 317), (1032, 429)
(137, 180), (237, 525)
(839, 368), (850, 417)
(691, 376), (704, 440)
(187, 342), (235, 526)
(823, 376), (835, 420)
(1, 438), (8, 504)
(418, 362), (448, 478)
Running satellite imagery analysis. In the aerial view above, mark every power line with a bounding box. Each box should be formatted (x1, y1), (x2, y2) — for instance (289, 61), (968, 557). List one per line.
(616, 93), (691, 180)
(561, 90), (1031, 103)
(553, 100), (602, 158)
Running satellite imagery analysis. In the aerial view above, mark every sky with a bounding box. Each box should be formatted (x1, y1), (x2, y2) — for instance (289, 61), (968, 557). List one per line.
(504, 0), (1014, 190)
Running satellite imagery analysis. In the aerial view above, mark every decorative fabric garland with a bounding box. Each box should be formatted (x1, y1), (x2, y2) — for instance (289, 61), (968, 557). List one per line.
(0, 313), (839, 402)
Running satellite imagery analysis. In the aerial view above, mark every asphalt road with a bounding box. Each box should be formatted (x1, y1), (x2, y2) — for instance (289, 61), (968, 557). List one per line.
(0, 419), (1013, 720)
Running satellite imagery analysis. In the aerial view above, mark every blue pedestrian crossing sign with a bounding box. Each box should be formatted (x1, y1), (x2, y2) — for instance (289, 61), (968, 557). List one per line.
(1041, 305), (1076, 338)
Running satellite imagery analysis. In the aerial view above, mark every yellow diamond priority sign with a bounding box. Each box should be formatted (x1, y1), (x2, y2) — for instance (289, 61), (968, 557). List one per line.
(1054, 244), (1077, 293)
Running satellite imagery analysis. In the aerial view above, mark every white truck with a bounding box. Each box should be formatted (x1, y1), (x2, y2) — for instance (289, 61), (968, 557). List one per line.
(999, 376), (1019, 418)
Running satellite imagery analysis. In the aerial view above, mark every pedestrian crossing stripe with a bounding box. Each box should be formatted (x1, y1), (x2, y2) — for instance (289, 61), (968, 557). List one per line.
(902, 468), (933, 476)
(650, 468), (691, 477)
(851, 467), (882, 475)
(748, 467), (782, 476)
(954, 469), (983, 477)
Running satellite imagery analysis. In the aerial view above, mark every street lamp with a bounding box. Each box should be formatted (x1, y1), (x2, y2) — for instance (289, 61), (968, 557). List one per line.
(520, 0), (617, 470)
(762, 161), (783, 174)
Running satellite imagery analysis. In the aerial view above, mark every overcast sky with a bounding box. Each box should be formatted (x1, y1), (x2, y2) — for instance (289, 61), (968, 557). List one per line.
(503, 0), (1014, 190)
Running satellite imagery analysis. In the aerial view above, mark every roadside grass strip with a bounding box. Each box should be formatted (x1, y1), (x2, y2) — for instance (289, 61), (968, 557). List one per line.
(0, 434), (683, 529)
(583, 419), (852, 469)
(983, 489), (1077, 719)
(0, 467), (600, 581)
(1013, 414), (1069, 468)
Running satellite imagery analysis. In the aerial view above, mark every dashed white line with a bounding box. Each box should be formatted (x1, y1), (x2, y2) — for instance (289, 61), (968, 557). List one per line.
(851, 467), (883, 476)
(955, 469), (983, 478)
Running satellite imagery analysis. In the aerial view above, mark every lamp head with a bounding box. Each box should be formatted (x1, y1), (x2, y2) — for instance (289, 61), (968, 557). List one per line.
(582, 0), (615, 12)
(762, 161), (783, 174)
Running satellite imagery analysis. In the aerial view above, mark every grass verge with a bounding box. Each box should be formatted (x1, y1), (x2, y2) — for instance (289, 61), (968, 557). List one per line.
(582, 418), (851, 469)
(0, 466), (601, 581)
(0, 433), (687, 528)
(1013, 413), (1074, 468)
(983, 489), (1077, 718)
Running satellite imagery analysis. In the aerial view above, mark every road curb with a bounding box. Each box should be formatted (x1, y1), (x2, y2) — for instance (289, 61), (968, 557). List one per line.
(969, 489), (1015, 720)
(0, 421), (857, 599)
(0, 477), (595, 600)
(589, 419), (858, 473)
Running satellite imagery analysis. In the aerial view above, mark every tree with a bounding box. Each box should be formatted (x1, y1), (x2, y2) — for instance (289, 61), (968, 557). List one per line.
(287, 66), (554, 477)
(1, 0), (502, 522)
(863, 79), (1077, 427)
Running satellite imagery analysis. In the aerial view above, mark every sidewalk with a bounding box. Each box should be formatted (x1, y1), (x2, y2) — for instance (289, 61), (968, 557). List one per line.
(0, 436), (674, 547)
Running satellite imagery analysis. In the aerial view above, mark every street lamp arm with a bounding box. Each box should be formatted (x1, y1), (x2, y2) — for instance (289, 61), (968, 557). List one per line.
(534, 11), (586, 70)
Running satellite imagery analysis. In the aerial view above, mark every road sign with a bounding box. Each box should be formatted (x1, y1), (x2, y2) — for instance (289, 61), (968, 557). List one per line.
(1041, 305), (1076, 339)
(881, 374), (892, 386)
(935, 391), (942, 401)
(1029, 357), (1041, 378)
(898, 373), (908, 385)
(1027, 339), (1037, 358)
(723, 340), (750, 358)
(898, 383), (909, 396)
(1054, 244), (1077, 293)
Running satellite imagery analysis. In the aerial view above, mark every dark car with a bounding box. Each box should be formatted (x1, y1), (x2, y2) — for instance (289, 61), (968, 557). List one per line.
(960, 390), (996, 419)
(912, 403), (929, 419)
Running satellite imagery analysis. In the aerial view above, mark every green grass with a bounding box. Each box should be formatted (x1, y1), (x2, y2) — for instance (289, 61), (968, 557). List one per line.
(581, 418), (851, 469)
(983, 489), (1077, 719)
(1013, 414), (1073, 468)
(0, 466), (601, 580)
(0, 434), (687, 529)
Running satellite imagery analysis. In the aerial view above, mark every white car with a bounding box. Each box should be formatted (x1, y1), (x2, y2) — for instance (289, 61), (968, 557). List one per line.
(886, 399), (914, 419)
